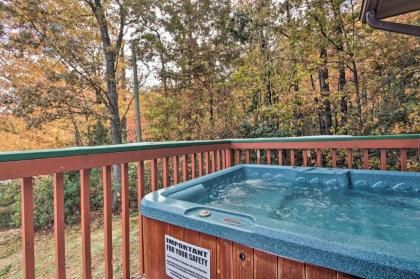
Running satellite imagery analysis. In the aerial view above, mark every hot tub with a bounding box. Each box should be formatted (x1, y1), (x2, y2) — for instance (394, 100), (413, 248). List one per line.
(141, 165), (420, 279)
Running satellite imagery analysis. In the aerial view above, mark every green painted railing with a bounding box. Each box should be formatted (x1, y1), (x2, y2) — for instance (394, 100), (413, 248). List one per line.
(0, 134), (418, 163)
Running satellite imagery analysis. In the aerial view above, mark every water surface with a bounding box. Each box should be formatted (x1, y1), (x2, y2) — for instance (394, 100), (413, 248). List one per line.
(198, 178), (420, 244)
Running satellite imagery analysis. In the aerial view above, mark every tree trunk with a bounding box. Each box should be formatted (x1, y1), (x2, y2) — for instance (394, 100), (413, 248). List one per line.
(285, 0), (303, 136)
(339, 65), (347, 125)
(120, 47), (128, 143)
(318, 48), (332, 135)
(131, 41), (142, 142)
(351, 60), (362, 133)
(331, 2), (347, 130)
(89, 0), (124, 211)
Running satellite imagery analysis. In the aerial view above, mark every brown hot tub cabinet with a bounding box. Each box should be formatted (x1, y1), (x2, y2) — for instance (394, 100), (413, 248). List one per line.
(143, 217), (356, 279)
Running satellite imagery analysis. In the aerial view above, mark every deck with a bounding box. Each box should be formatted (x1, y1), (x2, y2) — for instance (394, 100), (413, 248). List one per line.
(0, 135), (418, 278)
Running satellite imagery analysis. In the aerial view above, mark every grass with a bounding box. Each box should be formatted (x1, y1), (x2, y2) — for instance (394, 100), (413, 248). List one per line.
(0, 215), (142, 278)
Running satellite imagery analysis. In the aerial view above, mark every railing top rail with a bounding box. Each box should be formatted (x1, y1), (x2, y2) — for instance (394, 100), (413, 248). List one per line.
(227, 134), (420, 143)
(0, 134), (418, 163)
(0, 140), (228, 163)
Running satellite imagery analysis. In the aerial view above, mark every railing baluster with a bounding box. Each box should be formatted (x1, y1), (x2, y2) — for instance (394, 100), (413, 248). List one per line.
(400, 149), (407, 171)
(363, 149), (369, 169)
(191, 153), (197, 179)
(216, 151), (221, 171)
(151, 159), (158, 191)
(246, 150), (250, 164)
(198, 153), (204, 176)
(205, 152), (210, 174)
(303, 150), (308, 167)
(266, 150), (272, 165)
(212, 151), (216, 172)
(137, 161), (145, 274)
(173, 156), (179, 184)
(102, 166), (113, 279)
(163, 157), (169, 187)
(218, 150), (221, 169)
(121, 163), (130, 279)
(54, 173), (66, 279)
(380, 149), (387, 170)
(182, 155), (188, 181)
(221, 150), (226, 169)
(257, 150), (261, 164)
(316, 150), (322, 167)
(347, 149), (353, 169)
(80, 169), (92, 279)
(226, 149), (233, 167)
(278, 149), (283, 165)
(21, 177), (35, 279)
(290, 149), (295, 166)
(331, 149), (337, 168)
(235, 150), (241, 165)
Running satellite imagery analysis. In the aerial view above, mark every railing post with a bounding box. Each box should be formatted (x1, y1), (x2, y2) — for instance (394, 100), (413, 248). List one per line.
(380, 149), (387, 170)
(347, 149), (353, 169)
(173, 156), (179, 184)
(278, 149), (283, 165)
(121, 163), (130, 279)
(80, 169), (92, 279)
(102, 166), (113, 279)
(191, 153), (197, 178)
(163, 157), (170, 187)
(266, 150), (272, 165)
(290, 149), (295, 166)
(205, 152), (210, 174)
(216, 151), (221, 171)
(316, 150), (322, 167)
(331, 149), (337, 168)
(303, 150), (308, 167)
(182, 155), (188, 181)
(400, 149), (407, 171)
(235, 150), (241, 165)
(54, 173), (66, 279)
(257, 150), (261, 164)
(21, 177), (35, 279)
(211, 151), (216, 172)
(226, 149), (233, 167)
(363, 149), (369, 169)
(151, 159), (158, 191)
(137, 161), (145, 274)
(198, 153), (204, 176)
(221, 150), (226, 169)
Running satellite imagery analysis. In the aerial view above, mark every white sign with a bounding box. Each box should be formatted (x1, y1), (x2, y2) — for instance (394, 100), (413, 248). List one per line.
(165, 234), (211, 279)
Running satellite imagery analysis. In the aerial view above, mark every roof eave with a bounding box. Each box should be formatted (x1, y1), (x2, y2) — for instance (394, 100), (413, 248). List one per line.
(360, 0), (420, 36)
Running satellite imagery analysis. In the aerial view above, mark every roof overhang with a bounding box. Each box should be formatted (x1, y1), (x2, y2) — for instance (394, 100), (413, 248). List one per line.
(360, 0), (420, 36)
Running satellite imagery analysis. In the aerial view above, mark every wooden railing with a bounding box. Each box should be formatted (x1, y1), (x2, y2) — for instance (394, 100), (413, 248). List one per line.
(0, 135), (418, 279)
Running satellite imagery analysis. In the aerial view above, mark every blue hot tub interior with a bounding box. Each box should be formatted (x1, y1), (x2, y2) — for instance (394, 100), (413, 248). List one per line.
(141, 165), (420, 278)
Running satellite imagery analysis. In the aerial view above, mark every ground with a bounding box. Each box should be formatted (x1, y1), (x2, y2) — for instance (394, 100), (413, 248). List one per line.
(0, 216), (143, 278)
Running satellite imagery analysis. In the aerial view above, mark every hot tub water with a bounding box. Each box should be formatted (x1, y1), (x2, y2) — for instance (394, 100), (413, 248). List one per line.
(198, 178), (420, 244)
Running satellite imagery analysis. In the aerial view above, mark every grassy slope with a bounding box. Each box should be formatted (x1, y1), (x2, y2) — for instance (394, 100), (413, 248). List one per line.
(0, 216), (142, 278)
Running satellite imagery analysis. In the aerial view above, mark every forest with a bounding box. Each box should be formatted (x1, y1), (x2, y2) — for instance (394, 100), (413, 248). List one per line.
(0, 0), (419, 239)
(0, 0), (418, 152)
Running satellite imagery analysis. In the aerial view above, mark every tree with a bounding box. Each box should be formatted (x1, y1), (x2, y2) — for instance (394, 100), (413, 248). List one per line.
(85, 0), (128, 145)
(0, 0), (139, 209)
(1, 1), (125, 143)
(133, 0), (241, 140)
